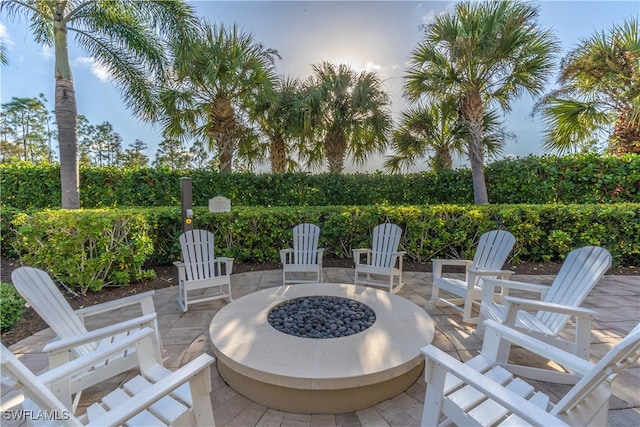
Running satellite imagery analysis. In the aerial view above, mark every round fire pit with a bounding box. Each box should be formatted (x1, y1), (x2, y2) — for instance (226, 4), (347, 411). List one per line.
(209, 283), (434, 413)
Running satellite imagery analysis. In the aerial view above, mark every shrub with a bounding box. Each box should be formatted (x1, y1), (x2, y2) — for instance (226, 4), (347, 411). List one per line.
(4, 204), (638, 282)
(2, 154), (638, 210)
(156, 204), (639, 267)
(11, 209), (156, 294)
(0, 282), (25, 330)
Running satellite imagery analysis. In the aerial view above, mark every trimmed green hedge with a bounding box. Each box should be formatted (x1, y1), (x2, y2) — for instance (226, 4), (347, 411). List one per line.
(2, 154), (638, 209)
(4, 204), (638, 294)
(10, 209), (156, 294)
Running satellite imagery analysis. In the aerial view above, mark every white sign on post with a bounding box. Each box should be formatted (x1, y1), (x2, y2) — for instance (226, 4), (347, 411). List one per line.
(209, 195), (231, 212)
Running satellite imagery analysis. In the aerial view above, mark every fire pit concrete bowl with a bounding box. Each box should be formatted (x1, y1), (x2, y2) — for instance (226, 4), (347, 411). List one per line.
(209, 283), (435, 413)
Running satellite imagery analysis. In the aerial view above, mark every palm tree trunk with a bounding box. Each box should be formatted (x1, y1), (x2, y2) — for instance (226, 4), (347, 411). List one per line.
(432, 146), (453, 170)
(217, 137), (234, 173)
(611, 109), (640, 155)
(468, 134), (489, 204)
(210, 98), (240, 173)
(325, 128), (346, 173)
(462, 91), (489, 204)
(270, 135), (287, 173)
(54, 18), (80, 209)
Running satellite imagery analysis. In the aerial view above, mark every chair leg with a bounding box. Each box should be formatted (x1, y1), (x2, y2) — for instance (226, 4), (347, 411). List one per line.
(462, 297), (477, 324)
(177, 282), (187, 312)
(422, 358), (447, 426)
(226, 282), (233, 302)
(430, 285), (440, 304)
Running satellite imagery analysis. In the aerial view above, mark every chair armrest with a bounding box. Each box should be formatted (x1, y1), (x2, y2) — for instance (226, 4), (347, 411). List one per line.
(422, 343), (569, 427)
(483, 320), (594, 376)
(215, 257), (234, 275)
(174, 261), (186, 283)
(392, 252), (406, 267)
(280, 248), (292, 264)
(432, 259), (472, 279)
(432, 259), (472, 267)
(353, 248), (371, 255)
(317, 248), (325, 263)
(74, 290), (156, 320)
(481, 278), (549, 303)
(42, 313), (158, 355)
(89, 354), (215, 427)
(469, 269), (514, 277)
(503, 296), (598, 317)
(483, 278), (549, 293)
(39, 328), (157, 385)
(353, 248), (371, 265)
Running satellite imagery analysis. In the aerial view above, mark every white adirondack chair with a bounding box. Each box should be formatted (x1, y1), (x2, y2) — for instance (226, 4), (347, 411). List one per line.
(1, 328), (216, 426)
(421, 319), (640, 427)
(280, 223), (325, 285)
(11, 267), (163, 410)
(174, 229), (233, 312)
(431, 230), (516, 323)
(477, 246), (612, 374)
(353, 223), (405, 293)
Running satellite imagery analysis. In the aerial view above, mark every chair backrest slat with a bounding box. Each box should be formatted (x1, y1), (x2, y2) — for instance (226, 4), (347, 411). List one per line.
(538, 246), (612, 333)
(371, 223), (402, 268)
(471, 230), (516, 272)
(180, 230), (217, 281)
(12, 267), (95, 357)
(293, 223), (320, 265)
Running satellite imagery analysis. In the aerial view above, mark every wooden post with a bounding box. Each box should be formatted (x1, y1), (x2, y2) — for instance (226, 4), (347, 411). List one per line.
(180, 177), (193, 233)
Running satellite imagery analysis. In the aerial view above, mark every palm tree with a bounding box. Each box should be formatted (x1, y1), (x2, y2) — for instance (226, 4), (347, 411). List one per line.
(538, 18), (639, 155)
(386, 98), (463, 173)
(302, 62), (392, 173)
(160, 22), (279, 173)
(1, 0), (197, 208)
(405, 0), (558, 204)
(256, 76), (306, 173)
(385, 99), (506, 173)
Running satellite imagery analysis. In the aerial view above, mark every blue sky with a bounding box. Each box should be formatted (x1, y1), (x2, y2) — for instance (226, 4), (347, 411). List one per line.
(1, 1), (639, 172)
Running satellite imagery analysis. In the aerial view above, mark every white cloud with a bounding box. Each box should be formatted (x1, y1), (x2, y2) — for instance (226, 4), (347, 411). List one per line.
(365, 61), (383, 73)
(0, 23), (14, 47)
(73, 57), (111, 82)
(422, 1), (456, 27)
(41, 46), (53, 58)
(421, 10), (437, 26)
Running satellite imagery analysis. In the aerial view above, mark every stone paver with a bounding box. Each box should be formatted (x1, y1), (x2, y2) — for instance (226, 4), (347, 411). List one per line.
(4, 268), (639, 426)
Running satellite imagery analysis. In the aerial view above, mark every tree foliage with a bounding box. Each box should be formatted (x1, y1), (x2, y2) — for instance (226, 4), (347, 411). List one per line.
(405, 0), (558, 204)
(301, 62), (392, 173)
(1, 0), (198, 208)
(385, 98), (507, 173)
(538, 18), (640, 155)
(256, 76), (307, 172)
(159, 22), (279, 173)
(1, 94), (55, 163)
